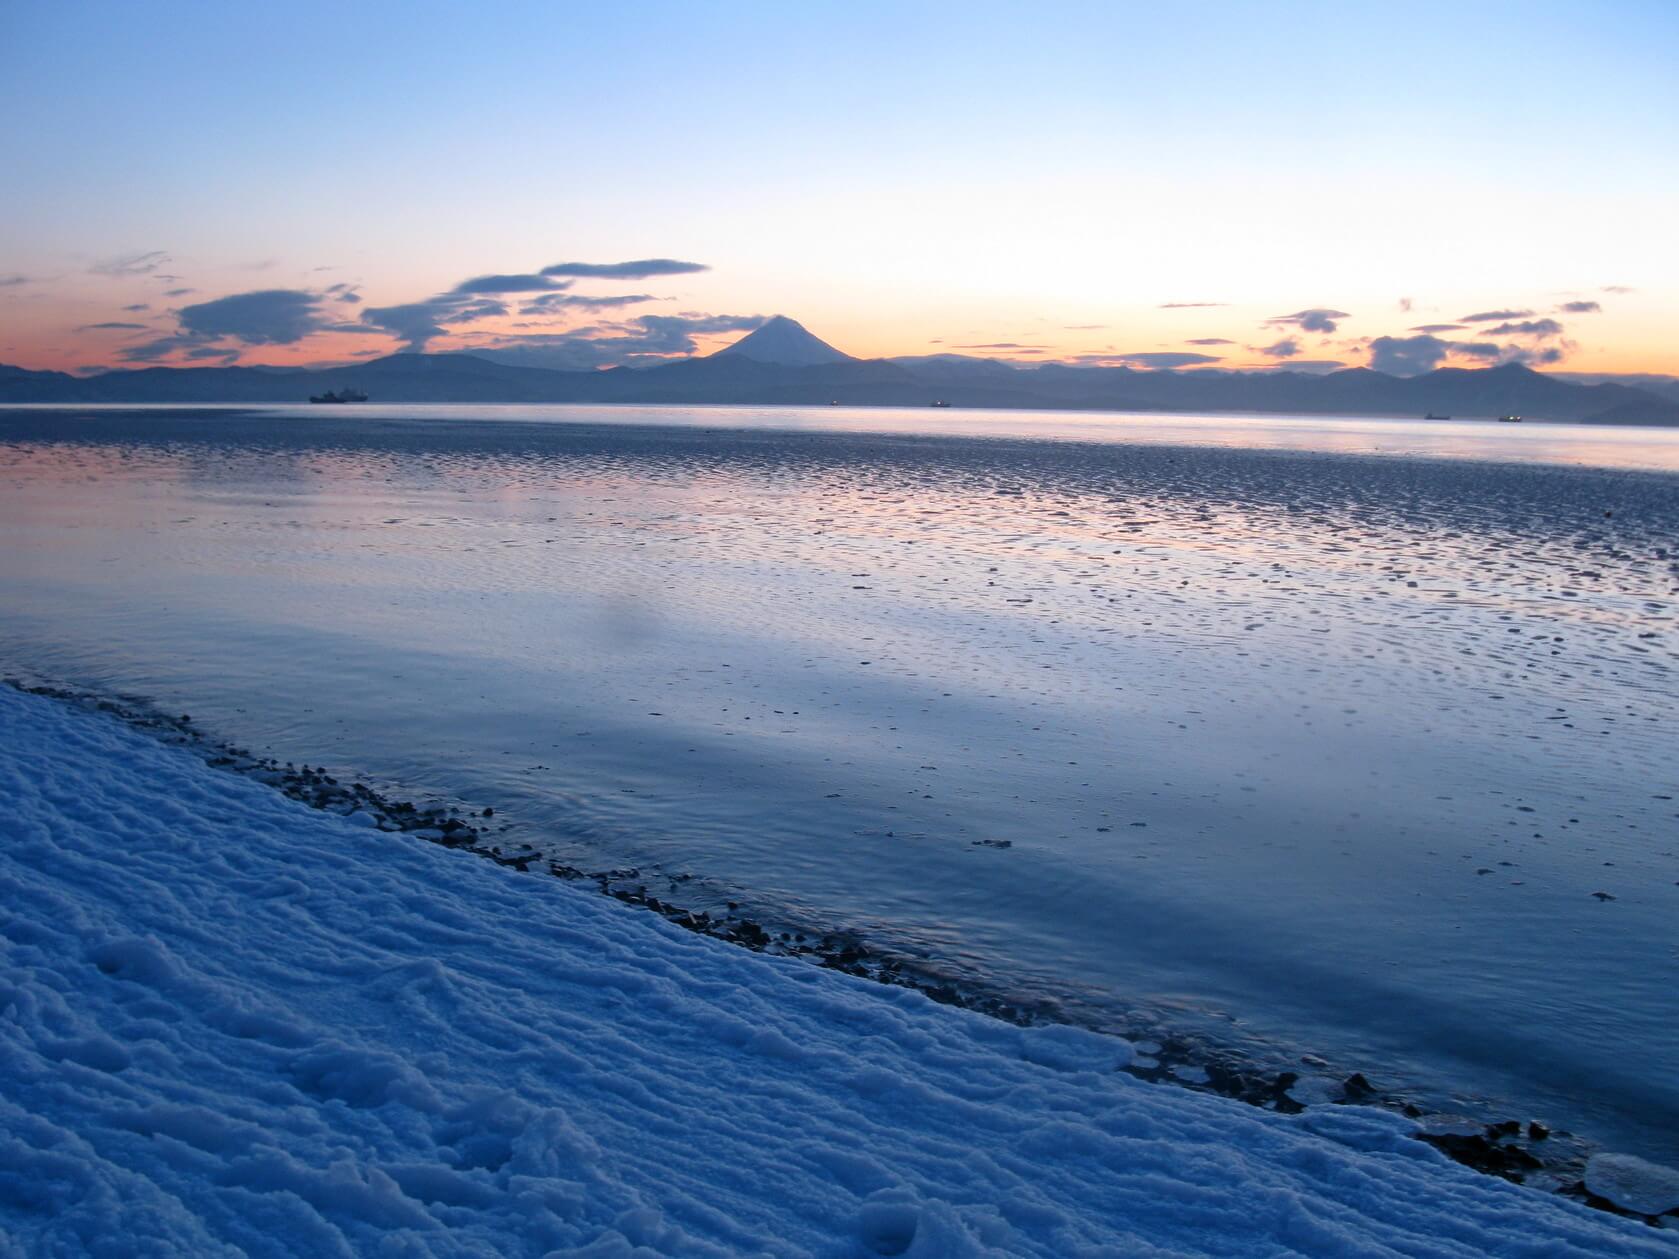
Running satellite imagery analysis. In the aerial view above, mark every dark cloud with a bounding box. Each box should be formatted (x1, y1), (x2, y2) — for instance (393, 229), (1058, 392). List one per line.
(162, 288), (194, 298)
(361, 300), (454, 350)
(324, 283), (361, 304)
(540, 259), (709, 280)
(1459, 308), (1531, 323)
(437, 299), (508, 325)
(1257, 337), (1301, 359)
(117, 332), (212, 363)
(450, 273), (569, 294)
(1479, 318), (1563, 338)
(1408, 323), (1464, 333)
(1187, 338), (1234, 345)
(1267, 308), (1350, 333)
(1157, 301), (1226, 309)
(1558, 300), (1601, 314)
(519, 292), (656, 314)
(178, 289), (330, 345)
(90, 250), (170, 277)
(1368, 334), (1451, 375)
(0, 274), (29, 287)
(75, 321), (148, 331)
(121, 303), (150, 312)
(184, 346), (240, 363)
(1448, 341), (1502, 360)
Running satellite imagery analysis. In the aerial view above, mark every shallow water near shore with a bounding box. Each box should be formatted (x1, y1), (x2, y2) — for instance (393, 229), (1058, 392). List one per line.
(2, 404), (1676, 1165)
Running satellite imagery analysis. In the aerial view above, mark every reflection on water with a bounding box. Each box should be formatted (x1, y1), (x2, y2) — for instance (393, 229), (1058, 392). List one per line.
(1, 406), (1677, 1163)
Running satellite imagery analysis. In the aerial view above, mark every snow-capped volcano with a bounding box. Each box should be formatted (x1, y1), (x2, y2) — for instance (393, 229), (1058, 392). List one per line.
(712, 315), (854, 366)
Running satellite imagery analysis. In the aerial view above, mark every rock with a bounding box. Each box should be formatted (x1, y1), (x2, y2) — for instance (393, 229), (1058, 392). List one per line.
(1584, 1152), (1679, 1216)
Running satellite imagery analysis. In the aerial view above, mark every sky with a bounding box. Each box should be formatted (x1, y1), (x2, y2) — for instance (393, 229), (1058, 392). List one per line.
(1, 0), (1675, 378)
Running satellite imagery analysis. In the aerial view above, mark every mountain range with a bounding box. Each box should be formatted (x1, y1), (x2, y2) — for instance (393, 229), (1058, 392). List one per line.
(4, 315), (1677, 425)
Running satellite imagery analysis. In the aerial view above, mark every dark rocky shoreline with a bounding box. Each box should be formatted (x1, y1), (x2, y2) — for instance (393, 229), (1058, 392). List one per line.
(8, 675), (1667, 1225)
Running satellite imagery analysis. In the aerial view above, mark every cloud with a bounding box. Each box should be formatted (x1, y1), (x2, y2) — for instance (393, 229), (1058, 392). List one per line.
(362, 300), (455, 350)
(470, 312), (764, 370)
(1187, 337), (1234, 345)
(163, 288), (194, 298)
(121, 303), (150, 312)
(117, 333), (212, 363)
(1157, 301), (1226, 309)
(177, 289), (330, 345)
(437, 299), (508, 325)
(1479, 318), (1563, 338)
(450, 273), (569, 294)
(75, 321), (148, 331)
(1257, 337), (1301, 359)
(1063, 323), (1106, 330)
(1459, 308), (1531, 323)
(1397, 297), (1413, 312)
(90, 250), (170, 277)
(953, 342), (1047, 350)
(1601, 285), (1634, 294)
(1367, 331), (1573, 375)
(1368, 334), (1451, 375)
(324, 283), (361, 304)
(0, 274), (29, 288)
(1267, 308), (1350, 333)
(1558, 300), (1601, 314)
(1408, 323), (1464, 333)
(518, 292), (656, 314)
(540, 258), (709, 280)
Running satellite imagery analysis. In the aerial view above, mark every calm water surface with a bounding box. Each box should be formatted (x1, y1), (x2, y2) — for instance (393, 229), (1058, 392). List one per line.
(2, 404), (1676, 1163)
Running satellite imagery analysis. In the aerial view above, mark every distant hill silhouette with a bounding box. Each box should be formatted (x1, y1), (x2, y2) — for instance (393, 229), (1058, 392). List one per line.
(4, 317), (1677, 424)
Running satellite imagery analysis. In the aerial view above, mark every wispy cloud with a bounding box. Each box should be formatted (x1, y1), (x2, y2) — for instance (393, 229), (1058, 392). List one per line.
(1458, 308), (1531, 323)
(90, 250), (170, 277)
(1157, 301), (1225, 309)
(1558, 300), (1601, 314)
(540, 258), (708, 280)
(0, 274), (29, 288)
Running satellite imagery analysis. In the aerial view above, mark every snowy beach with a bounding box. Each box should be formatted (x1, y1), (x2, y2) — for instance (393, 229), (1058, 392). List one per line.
(5, 680), (1677, 1255)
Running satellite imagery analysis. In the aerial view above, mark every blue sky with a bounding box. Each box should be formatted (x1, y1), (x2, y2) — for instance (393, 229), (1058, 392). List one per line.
(2, 1), (1674, 373)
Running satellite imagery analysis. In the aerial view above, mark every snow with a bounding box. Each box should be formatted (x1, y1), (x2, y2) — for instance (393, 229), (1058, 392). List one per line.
(0, 684), (1671, 1256)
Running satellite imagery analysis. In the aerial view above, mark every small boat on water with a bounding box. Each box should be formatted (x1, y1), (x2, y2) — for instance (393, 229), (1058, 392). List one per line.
(1497, 414), (1522, 423)
(1424, 412), (1451, 420)
(930, 400), (951, 408)
(309, 388), (368, 404)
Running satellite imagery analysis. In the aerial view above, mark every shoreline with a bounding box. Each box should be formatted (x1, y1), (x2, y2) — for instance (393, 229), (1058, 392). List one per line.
(5, 673), (1654, 1221)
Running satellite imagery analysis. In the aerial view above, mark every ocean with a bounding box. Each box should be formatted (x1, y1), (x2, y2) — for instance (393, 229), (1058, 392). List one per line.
(2, 402), (1675, 1163)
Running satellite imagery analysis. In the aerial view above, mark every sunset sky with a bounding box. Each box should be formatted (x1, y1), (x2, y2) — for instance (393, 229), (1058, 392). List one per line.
(2, 1), (1674, 377)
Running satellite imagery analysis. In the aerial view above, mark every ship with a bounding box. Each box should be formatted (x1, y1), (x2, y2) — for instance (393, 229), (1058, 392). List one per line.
(1424, 412), (1451, 420)
(930, 399), (951, 408)
(309, 388), (368, 404)
(1496, 414), (1522, 423)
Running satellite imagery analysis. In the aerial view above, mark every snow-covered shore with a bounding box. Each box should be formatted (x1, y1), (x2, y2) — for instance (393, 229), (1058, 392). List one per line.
(1, 683), (1671, 1257)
